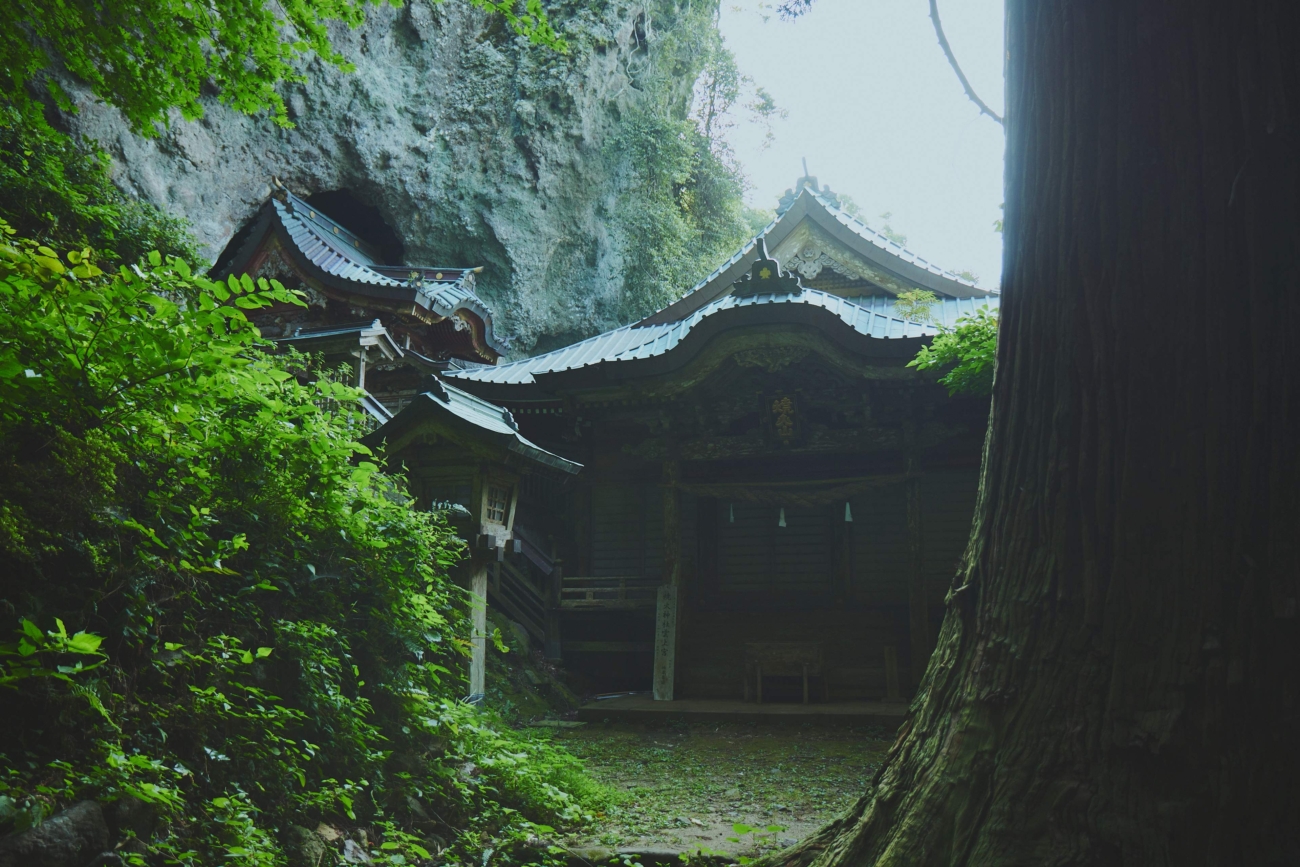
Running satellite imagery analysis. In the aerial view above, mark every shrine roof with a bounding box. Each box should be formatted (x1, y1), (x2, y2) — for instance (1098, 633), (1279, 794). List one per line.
(445, 274), (996, 387)
(638, 179), (997, 327)
(215, 189), (503, 356)
(363, 377), (582, 474)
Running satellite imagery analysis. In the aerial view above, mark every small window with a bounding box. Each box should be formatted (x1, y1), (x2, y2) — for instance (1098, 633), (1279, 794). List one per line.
(486, 483), (510, 524)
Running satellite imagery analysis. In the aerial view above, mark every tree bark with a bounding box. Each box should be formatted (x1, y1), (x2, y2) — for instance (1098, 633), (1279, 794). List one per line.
(763, 1), (1300, 864)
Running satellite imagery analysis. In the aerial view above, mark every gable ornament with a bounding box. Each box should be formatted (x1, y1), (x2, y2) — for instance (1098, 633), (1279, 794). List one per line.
(732, 238), (804, 297)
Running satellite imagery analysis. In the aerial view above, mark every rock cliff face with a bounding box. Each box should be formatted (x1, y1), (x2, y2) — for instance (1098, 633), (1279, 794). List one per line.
(60, 1), (714, 354)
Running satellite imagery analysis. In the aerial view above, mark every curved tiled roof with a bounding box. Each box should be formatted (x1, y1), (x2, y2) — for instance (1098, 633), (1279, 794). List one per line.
(363, 378), (582, 474)
(445, 285), (997, 386)
(214, 189), (503, 359)
(640, 182), (997, 327)
(271, 194), (501, 351)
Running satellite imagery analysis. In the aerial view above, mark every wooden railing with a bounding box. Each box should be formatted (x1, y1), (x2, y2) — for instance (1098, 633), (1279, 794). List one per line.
(559, 576), (660, 609)
(489, 560), (546, 642)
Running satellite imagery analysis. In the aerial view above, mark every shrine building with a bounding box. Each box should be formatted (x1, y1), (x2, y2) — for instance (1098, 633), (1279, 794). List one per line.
(368, 172), (1001, 704)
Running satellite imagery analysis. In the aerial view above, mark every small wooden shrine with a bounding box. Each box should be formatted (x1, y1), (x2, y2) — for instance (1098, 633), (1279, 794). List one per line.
(212, 184), (502, 422)
(361, 377), (581, 703)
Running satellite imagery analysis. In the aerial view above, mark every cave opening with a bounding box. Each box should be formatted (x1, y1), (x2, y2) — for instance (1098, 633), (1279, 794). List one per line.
(306, 189), (406, 265)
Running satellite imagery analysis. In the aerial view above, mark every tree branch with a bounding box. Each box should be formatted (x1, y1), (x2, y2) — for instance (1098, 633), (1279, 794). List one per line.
(928, 0), (1003, 126)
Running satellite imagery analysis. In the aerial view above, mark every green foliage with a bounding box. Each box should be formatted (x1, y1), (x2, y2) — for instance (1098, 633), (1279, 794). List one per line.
(0, 101), (199, 264)
(726, 822), (788, 865)
(908, 304), (999, 396)
(0, 224), (600, 863)
(893, 289), (938, 324)
(0, 618), (106, 687)
(0, 0), (564, 137)
(873, 211), (907, 247)
(606, 6), (753, 320)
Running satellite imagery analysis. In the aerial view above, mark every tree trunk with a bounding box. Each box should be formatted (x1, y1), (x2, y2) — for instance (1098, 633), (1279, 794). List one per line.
(765, 1), (1300, 864)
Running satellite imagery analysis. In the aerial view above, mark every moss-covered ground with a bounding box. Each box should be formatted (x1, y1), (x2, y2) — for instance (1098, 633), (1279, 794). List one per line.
(550, 720), (893, 859)
(481, 618), (893, 861)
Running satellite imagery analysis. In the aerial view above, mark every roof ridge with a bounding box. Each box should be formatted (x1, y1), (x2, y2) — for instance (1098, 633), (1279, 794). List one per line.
(805, 187), (984, 290)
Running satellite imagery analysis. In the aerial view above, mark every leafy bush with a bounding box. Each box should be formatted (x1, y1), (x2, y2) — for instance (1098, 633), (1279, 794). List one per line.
(0, 225), (602, 864)
(908, 303), (999, 396)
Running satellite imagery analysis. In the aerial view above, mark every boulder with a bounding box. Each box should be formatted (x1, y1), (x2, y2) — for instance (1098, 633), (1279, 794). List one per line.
(0, 801), (109, 867)
(285, 824), (328, 867)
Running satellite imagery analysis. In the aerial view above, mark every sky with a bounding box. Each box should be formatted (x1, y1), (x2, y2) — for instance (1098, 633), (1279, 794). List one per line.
(717, 0), (1006, 287)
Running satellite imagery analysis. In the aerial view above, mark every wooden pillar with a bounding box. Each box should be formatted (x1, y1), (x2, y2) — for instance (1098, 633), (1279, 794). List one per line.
(663, 461), (681, 586)
(697, 496), (719, 598)
(468, 562), (488, 705)
(654, 460), (681, 701)
(903, 390), (930, 690)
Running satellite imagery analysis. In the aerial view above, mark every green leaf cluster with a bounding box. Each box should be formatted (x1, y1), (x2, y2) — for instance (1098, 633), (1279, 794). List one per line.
(908, 303), (999, 396)
(0, 224), (601, 863)
(0, 0), (564, 138)
(893, 289), (939, 324)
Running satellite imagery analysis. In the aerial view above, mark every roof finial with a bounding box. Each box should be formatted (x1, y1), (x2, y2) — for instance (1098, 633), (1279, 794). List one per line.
(801, 157), (809, 177)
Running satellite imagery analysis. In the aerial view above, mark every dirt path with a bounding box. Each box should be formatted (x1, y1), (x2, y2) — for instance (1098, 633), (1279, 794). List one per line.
(551, 720), (893, 860)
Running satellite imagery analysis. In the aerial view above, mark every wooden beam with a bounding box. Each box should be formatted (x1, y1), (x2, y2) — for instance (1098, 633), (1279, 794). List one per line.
(564, 641), (655, 653)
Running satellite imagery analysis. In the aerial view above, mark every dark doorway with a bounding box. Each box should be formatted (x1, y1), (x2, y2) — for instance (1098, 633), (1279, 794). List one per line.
(305, 189), (406, 265)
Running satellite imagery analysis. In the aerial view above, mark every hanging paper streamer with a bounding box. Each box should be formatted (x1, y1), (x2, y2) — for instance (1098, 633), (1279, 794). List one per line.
(844, 501), (853, 522)
(778, 507), (787, 528)
(729, 502), (735, 523)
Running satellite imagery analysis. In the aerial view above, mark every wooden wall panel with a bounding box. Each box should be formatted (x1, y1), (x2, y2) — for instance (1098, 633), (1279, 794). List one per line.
(716, 501), (833, 595)
(850, 483), (910, 603)
(590, 484), (664, 581)
(920, 470), (979, 597)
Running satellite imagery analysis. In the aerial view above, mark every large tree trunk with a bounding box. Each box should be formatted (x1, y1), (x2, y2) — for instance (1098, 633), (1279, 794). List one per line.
(766, 1), (1300, 864)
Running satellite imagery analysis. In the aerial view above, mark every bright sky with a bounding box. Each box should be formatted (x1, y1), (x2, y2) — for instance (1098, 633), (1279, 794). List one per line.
(718, 0), (1006, 287)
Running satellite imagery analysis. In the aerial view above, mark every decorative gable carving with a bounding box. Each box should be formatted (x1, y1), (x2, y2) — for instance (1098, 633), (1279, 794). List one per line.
(731, 239), (803, 297)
